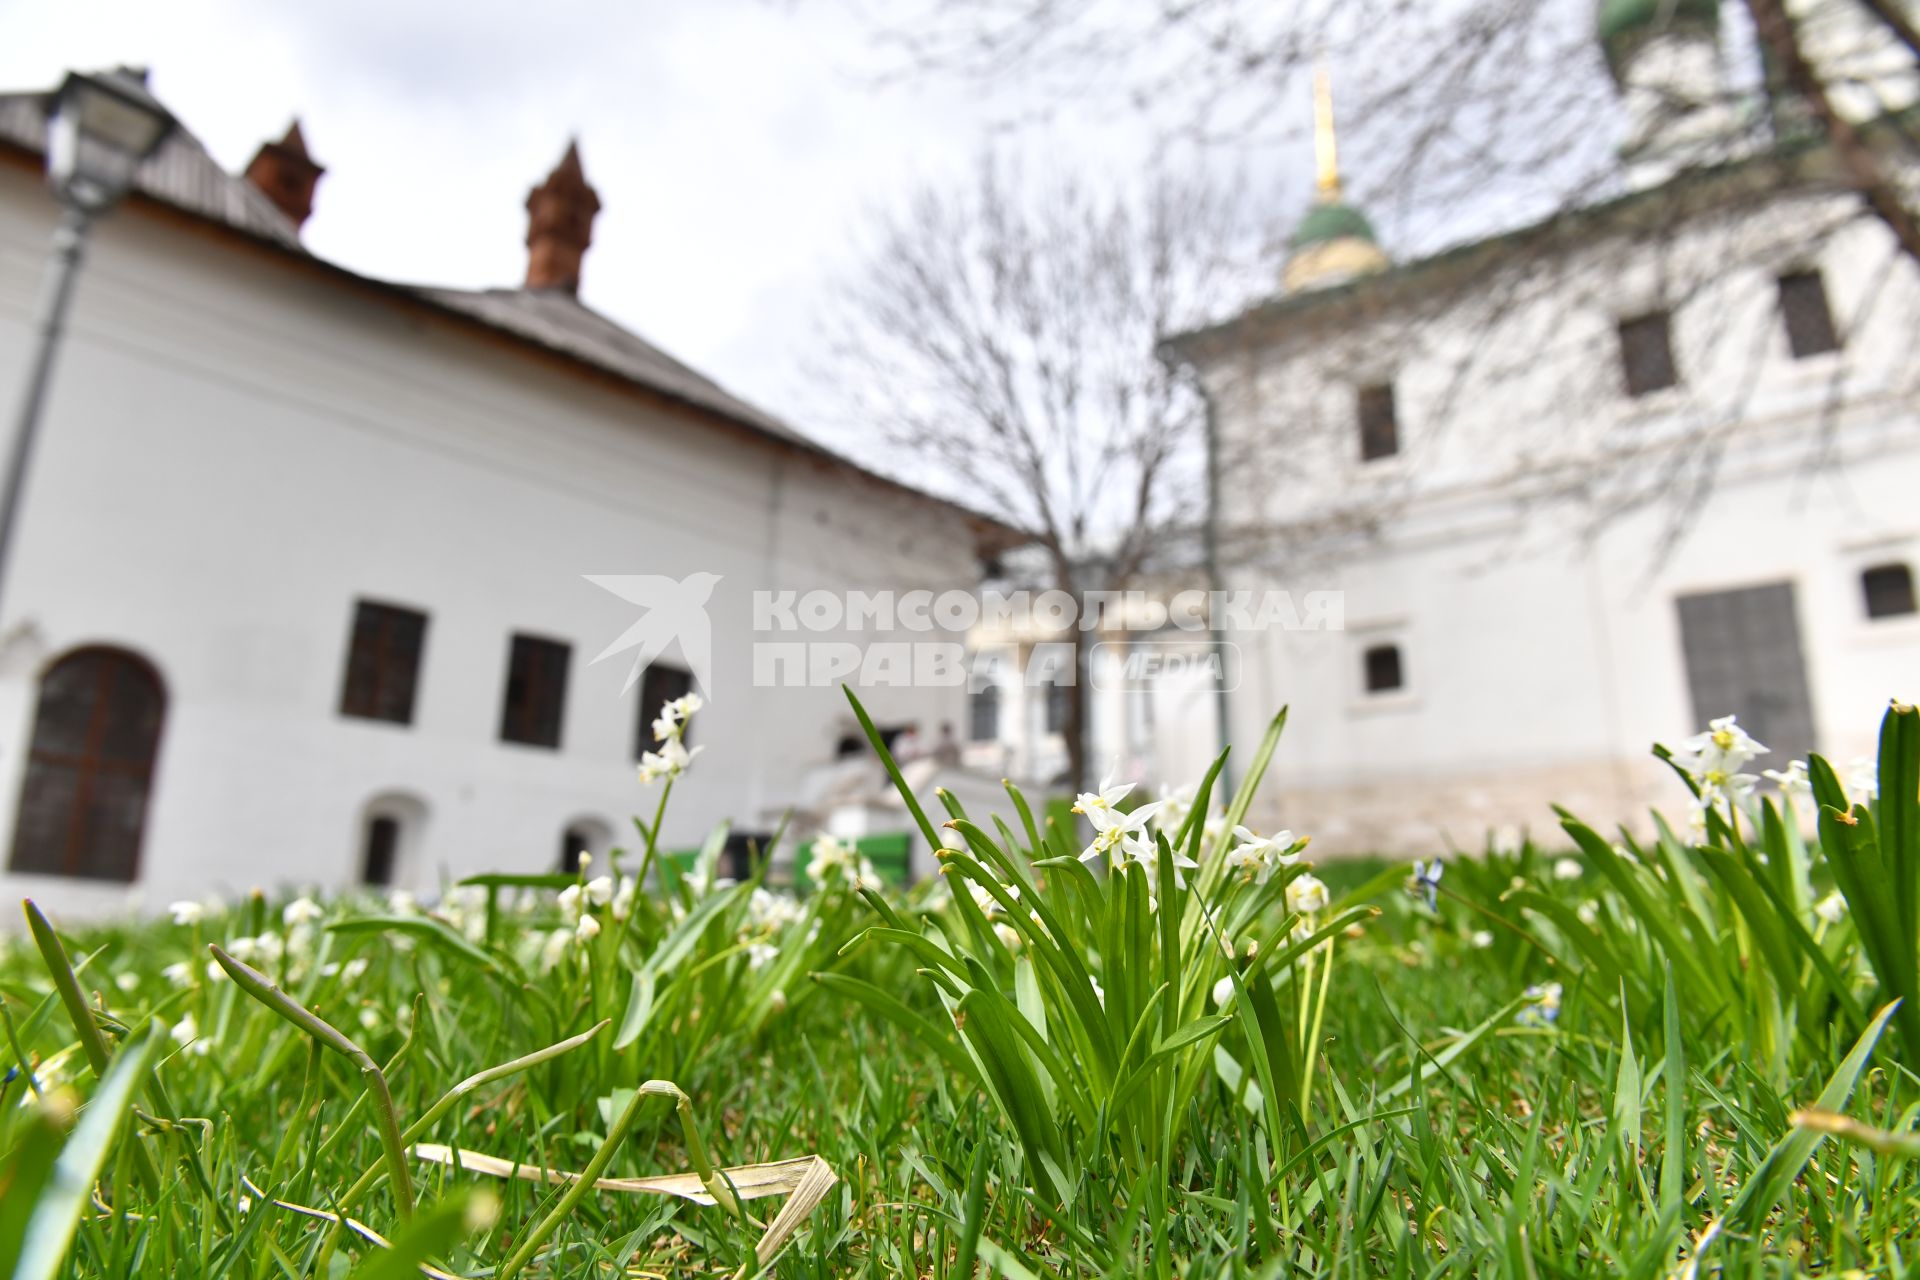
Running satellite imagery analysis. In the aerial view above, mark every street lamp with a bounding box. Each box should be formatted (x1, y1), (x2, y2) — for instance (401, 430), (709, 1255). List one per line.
(0, 68), (176, 612)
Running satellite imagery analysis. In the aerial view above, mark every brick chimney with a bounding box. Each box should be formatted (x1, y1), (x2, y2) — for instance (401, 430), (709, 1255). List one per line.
(524, 141), (600, 293)
(244, 121), (324, 232)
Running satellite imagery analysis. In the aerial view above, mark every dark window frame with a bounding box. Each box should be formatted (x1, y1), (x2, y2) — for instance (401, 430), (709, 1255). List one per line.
(1357, 382), (1400, 462)
(1862, 562), (1917, 620)
(1363, 643), (1405, 695)
(339, 600), (429, 725)
(1778, 269), (1842, 359)
(970, 683), (1000, 742)
(1618, 311), (1679, 397)
(9, 647), (167, 882)
(499, 633), (572, 749)
(634, 663), (695, 760)
(361, 814), (401, 886)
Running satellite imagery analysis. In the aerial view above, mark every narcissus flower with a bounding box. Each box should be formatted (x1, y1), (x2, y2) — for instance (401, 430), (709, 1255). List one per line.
(1814, 891), (1847, 924)
(1072, 770), (1137, 831)
(638, 736), (703, 785)
(1287, 873), (1329, 916)
(1763, 760), (1811, 798)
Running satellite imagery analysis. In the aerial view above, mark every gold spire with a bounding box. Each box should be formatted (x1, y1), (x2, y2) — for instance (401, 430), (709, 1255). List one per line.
(1312, 63), (1341, 202)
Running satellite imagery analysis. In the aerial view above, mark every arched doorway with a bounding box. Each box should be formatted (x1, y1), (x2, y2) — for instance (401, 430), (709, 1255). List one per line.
(8, 646), (167, 881)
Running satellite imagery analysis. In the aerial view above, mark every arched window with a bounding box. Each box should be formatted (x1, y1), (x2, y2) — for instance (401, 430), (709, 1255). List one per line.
(558, 817), (613, 874)
(970, 684), (1000, 742)
(8, 647), (166, 881)
(357, 792), (427, 889)
(362, 816), (400, 886)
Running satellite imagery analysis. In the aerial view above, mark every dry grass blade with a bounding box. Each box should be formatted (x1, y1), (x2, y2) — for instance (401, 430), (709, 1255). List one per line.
(410, 1142), (839, 1276)
(411, 1143), (824, 1206)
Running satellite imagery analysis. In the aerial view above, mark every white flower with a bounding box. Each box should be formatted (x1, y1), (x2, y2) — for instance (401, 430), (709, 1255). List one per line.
(1814, 891), (1847, 924)
(1763, 760), (1811, 799)
(115, 972), (139, 992)
(806, 835), (857, 885)
(585, 875), (615, 907)
(1576, 901), (1599, 926)
(1673, 715), (1768, 779)
(237, 1195), (252, 1215)
(652, 692), (704, 743)
(1071, 769), (1137, 831)
(539, 928), (572, 971)
(359, 1008), (380, 1030)
(993, 922), (1023, 951)
(1847, 757), (1879, 803)
(747, 887), (803, 932)
(1470, 930), (1494, 949)
(1227, 827), (1302, 885)
(283, 897), (324, 928)
(1553, 858), (1583, 881)
(162, 961), (193, 987)
(388, 891), (419, 917)
(556, 883), (585, 921)
(1079, 801), (1171, 874)
(1154, 783), (1197, 835)
(169, 901), (204, 927)
(1287, 873), (1329, 916)
(342, 957), (370, 982)
(638, 736), (703, 785)
(170, 1014), (210, 1057)
(1212, 975), (1236, 1008)
(746, 940), (778, 970)
(575, 913), (602, 943)
(611, 876), (637, 923)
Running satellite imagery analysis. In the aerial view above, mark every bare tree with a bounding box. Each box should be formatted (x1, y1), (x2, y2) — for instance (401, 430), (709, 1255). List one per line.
(844, 0), (1920, 567)
(820, 155), (1264, 789)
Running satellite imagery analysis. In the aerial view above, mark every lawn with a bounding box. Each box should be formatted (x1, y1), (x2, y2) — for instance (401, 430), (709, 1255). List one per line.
(3, 694), (1918, 1278)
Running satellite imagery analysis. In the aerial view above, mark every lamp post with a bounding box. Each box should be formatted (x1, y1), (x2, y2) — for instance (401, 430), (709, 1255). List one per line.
(0, 68), (175, 613)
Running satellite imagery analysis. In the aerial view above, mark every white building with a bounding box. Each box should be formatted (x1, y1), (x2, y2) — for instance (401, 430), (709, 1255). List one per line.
(1172, 1), (1920, 853)
(0, 72), (1013, 916)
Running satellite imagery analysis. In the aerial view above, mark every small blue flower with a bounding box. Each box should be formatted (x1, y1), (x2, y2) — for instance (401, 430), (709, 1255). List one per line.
(1411, 858), (1444, 912)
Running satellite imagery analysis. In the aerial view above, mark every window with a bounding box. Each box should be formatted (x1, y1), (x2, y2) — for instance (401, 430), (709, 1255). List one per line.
(559, 826), (591, 875)
(1357, 383), (1399, 461)
(1862, 562), (1917, 619)
(8, 647), (166, 881)
(1363, 643), (1404, 694)
(1779, 270), (1841, 358)
(634, 663), (694, 759)
(969, 684), (1000, 741)
(339, 601), (428, 724)
(1046, 681), (1071, 734)
(361, 815), (400, 886)
(1618, 311), (1678, 397)
(499, 634), (570, 748)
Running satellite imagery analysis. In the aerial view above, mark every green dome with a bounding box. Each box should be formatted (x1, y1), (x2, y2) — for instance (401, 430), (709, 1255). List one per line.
(1598, 0), (1719, 49)
(1289, 201), (1378, 250)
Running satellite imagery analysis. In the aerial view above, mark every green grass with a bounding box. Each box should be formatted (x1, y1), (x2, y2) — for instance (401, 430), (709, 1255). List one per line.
(2, 694), (1917, 1278)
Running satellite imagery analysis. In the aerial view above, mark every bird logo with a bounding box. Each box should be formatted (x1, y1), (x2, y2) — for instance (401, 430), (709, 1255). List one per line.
(583, 572), (722, 700)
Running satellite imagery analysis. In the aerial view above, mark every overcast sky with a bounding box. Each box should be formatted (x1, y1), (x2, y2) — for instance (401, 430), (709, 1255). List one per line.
(0, 0), (1223, 444)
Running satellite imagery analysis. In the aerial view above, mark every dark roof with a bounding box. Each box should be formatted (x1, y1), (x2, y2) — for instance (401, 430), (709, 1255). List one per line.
(412, 285), (812, 447)
(0, 88), (305, 249)
(0, 76), (1027, 546)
